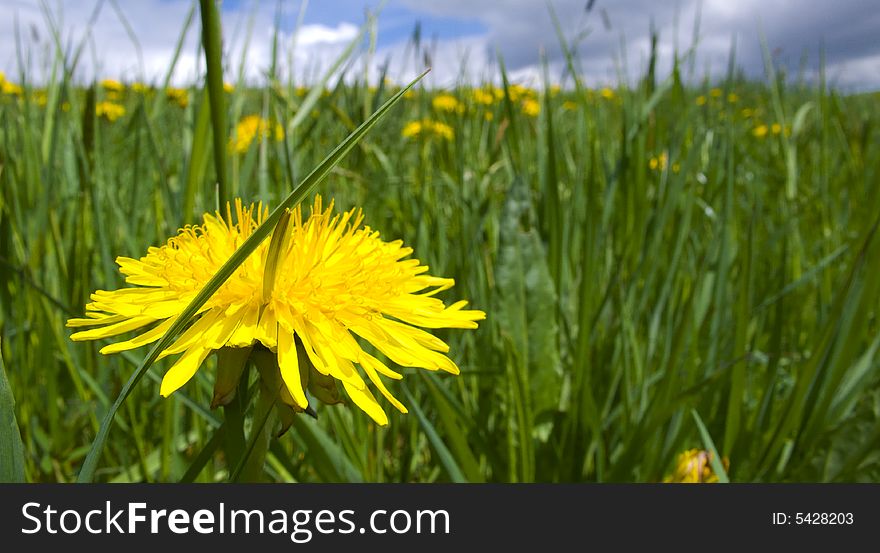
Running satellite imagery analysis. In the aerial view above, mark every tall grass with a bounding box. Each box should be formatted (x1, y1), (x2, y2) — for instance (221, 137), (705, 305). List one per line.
(1, 4), (879, 482)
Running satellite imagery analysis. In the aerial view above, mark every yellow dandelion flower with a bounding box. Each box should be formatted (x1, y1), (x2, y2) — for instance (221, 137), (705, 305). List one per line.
(432, 93), (463, 113)
(472, 88), (496, 106)
(752, 124), (768, 138)
(663, 449), (729, 483)
(600, 87), (615, 100)
(132, 83), (152, 95)
(695, 95), (707, 106)
(549, 84), (561, 97)
(229, 115), (284, 154)
(709, 87), (722, 98)
(165, 87), (189, 108)
(507, 84), (534, 103)
(521, 98), (540, 117)
(430, 121), (454, 140)
(223, 82), (234, 93)
(484, 112), (494, 121)
(32, 90), (48, 107)
(101, 79), (125, 93)
(1, 80), (23, 97)
(727, 92), (739, 103)
(67, 198), (485, 424)
(649, 152), (668, 171)
(672, 162), (680, 174)
(401, 120), (423, 138)
(740, 108), (754, 118)
(402, 119), (454, 141)
(771, 122), (782, 135)
(96, 101), (126, 122)
(562, 100), (577, 111)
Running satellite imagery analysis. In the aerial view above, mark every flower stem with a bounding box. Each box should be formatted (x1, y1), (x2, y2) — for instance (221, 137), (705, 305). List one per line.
(235, 381), (278, 482)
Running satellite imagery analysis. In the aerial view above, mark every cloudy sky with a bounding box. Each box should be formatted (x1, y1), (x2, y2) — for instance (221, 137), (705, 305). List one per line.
(1, 0), (878, 90)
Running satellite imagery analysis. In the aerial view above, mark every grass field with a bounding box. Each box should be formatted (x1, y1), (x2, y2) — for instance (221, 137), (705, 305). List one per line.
(1, 6), (880, 483)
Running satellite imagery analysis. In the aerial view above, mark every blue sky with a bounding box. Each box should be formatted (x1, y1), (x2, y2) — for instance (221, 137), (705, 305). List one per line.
(221, 0), (487, 45)
(1, 0), (878, 90)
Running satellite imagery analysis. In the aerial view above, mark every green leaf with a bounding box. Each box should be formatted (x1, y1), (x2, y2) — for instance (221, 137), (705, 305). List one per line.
(0, 338), (26, 482)
(495, 186), (563, 419)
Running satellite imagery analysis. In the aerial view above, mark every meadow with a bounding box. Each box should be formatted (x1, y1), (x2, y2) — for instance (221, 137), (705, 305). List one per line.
(1, 6), (879, 483)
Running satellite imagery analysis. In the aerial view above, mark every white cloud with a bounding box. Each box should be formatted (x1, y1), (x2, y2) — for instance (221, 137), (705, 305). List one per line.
(2, 0), (877, 90)
(399, 0), (880, 90)
(0, 0), (362, 86)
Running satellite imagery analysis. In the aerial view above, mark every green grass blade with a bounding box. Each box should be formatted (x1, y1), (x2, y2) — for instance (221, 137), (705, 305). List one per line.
(199, 0), (229, 204)
(402, 383), (467, 483)
(0, 338), (26, 482)
(691, 409), (729, 483)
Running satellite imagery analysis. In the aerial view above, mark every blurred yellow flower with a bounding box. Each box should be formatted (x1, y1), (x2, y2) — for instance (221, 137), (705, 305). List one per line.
(600, 87), (615, 100)
(727, 92), (739, 103)
(402, 119), (454, 141)
(663, 449), (729, 483)
(771, 122), (782, 135)
(740, 108), (755, 118)
(132, 82), (152, 95)
(709, 87), (722, 98)
(101, 79), (125, 93)
(432, 93), (463, 113)
(165, 87), (189, 108)
(521, 98), (540, 117)
(695, 95), (707, 106)
(752, 124), (768, 138)
(229, 115), (284, 154)
(96, 101), (126, 122)
(32, 90), (48, 107)
(562, 100), (577, 111)
(649, 152), (668, 171)
(472, 88), (496, 106)
(401, 120), (423, 138)
(507, 84), (534, 102)
(223, 82), (234, 93)
(1, 76), (22, 97)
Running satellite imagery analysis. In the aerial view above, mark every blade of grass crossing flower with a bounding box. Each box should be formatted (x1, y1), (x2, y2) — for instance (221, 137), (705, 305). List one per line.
(76, 69), (429, 483)
(691, 409), (729, 483)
